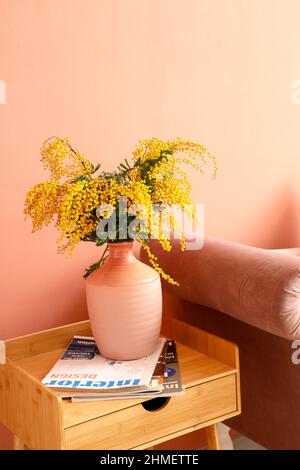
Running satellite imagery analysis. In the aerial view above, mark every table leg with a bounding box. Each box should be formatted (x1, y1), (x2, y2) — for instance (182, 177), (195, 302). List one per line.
(13, 435), (25, 450)
(205, 424), (220, 450)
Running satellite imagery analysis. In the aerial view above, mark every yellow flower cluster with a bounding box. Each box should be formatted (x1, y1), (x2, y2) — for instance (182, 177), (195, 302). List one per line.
(24, 179), (62, 231)
(140, 242), (179, 286)
(148, 156), (191, 206)
(115, 180), (152, 208)
(24, 136), (217, 284)
(57, 180), (100, 253)
(41, 137), (93, 181)
(132, 137), (217, 179)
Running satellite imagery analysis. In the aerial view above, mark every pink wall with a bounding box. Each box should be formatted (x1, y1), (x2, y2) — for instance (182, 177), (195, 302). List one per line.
(1, 0), (300, 448)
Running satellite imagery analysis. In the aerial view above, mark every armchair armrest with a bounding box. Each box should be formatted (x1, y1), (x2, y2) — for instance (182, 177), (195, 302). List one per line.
(142, 238), (300, 340)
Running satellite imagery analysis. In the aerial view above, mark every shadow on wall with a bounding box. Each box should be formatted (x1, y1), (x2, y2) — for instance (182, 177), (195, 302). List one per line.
(249, 186), (300, 249)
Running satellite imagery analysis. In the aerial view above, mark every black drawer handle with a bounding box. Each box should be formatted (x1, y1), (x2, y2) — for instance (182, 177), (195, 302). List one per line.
(142, 397), (171, 412)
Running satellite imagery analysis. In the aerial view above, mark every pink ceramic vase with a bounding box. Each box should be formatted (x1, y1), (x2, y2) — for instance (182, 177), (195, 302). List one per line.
(85, 242), (162, 360)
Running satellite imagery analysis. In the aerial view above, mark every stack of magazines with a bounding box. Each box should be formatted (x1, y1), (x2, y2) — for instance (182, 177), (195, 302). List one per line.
(42, 336), (184, 402)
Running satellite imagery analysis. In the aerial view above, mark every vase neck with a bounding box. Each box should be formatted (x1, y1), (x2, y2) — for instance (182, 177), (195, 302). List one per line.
(108, 242), (135, 264)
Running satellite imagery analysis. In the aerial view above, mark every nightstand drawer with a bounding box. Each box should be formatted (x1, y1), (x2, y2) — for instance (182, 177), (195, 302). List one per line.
(64, 373), (237, 450)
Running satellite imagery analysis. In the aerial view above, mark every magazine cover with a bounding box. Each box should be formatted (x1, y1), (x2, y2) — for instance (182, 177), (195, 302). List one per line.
(71, 339), (184, 401)
(160, 339), (184, 396)
(42, 335), (166, 394)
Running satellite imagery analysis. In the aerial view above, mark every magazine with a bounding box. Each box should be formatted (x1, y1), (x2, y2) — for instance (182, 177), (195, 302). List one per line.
(71, 339), (184, 402)
(65, 341), (169, 399)
(42, 335), (166, 396)
(160, 339), (184, 396)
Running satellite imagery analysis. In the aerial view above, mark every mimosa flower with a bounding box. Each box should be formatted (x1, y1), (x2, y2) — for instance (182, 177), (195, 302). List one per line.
(24, 137), (217, 284)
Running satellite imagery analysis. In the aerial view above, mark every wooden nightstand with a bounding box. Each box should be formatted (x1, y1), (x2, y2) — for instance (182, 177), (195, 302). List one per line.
(0, 317), (240, 450)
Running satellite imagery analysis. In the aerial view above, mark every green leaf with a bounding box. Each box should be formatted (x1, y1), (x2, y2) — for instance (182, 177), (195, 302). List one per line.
(83, 246), (109, 278)
(96, 238), (107, 246)
(119, 163), (128, 171)
(71, 175), (89, 184)
(91, 163), (101, 174)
